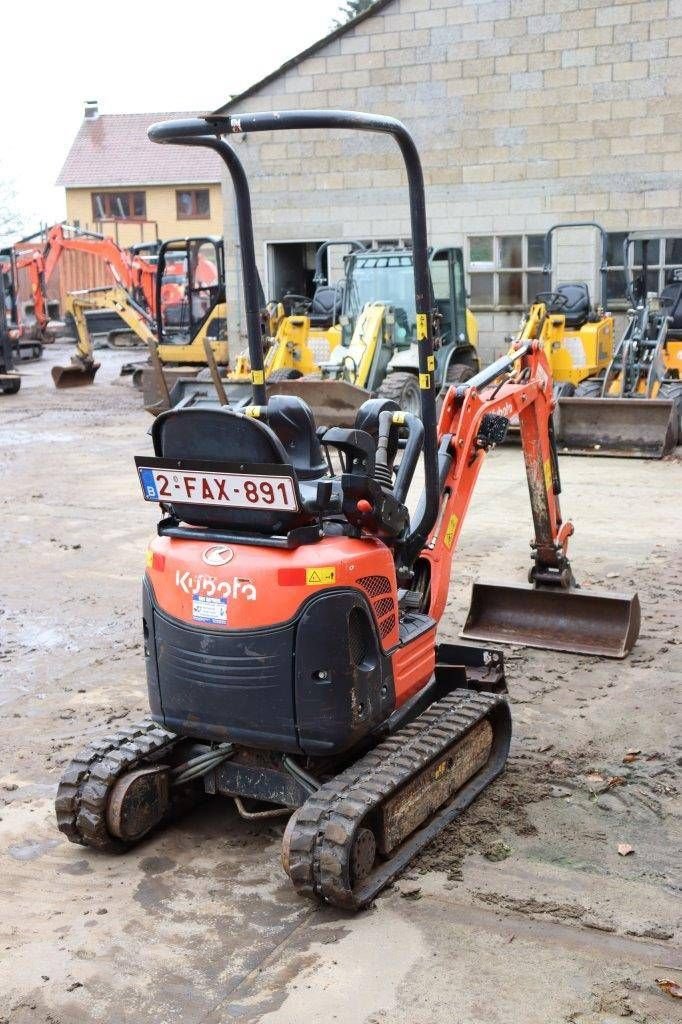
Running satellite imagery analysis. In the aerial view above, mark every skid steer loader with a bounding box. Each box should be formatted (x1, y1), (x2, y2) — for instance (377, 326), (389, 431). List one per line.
(55, 110), (639, 911)
(554, 230), (682, 458)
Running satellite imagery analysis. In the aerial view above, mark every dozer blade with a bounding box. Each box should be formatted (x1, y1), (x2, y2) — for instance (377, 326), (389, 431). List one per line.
(461, 581), (641, 659)
(51, 361), (100, 389)
(554, 397), (678, 459)
(265, 379), (371, 427)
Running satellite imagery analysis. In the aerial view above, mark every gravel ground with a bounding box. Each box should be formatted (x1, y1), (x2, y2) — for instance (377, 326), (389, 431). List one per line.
(1, 343), (681, 1024)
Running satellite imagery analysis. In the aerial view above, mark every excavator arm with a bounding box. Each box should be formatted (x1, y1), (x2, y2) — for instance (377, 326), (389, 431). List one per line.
(52, 287), (157, 389)
(418, 341), (639, 657)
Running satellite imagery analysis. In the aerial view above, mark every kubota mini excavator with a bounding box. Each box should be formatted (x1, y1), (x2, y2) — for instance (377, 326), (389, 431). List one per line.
(554, 230), (682, 458)
(56, 111), (640, 910)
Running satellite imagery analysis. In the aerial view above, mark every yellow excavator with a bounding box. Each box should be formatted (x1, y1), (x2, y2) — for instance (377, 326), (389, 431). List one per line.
(554, 229), (682, 458)
(52, 236), (229, 392)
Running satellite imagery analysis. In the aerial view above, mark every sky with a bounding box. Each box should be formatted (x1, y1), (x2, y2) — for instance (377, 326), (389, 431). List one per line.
(1, 0), (344, 241)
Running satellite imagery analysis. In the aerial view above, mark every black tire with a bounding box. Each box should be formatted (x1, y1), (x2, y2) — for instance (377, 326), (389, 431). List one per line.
(377, 371), (422, 416)
(267, 368), (303, 382)
(0, 377), (21, 395)
(553, 381), (575, 399)
(445, 362), (476, 385)
(574, 376), (604, 398)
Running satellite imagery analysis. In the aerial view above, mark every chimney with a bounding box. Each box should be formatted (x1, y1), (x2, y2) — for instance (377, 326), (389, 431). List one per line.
(84, 100), (99, 120)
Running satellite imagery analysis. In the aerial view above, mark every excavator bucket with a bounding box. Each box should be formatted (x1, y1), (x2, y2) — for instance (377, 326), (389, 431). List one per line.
(265, 379), (370, 427)
(554, 397), (678, 459)
(51, 360), (101, 389)
(461, 581), (640, 659)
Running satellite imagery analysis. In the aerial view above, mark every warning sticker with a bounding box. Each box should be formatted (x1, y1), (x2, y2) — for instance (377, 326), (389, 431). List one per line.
(427, 355), (435, 372)
(443, 513), (459, 550)
(192, 595), (228, 625)
(416, 313), (428, 340)
(305, 567), (336, 585)
(419, 373), (431, 390)
(251, 370), (265, 385)
(543, 458), (553, 493)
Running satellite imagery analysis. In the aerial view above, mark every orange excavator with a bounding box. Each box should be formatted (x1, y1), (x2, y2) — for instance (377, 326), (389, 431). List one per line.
(56, 110), (640, 911)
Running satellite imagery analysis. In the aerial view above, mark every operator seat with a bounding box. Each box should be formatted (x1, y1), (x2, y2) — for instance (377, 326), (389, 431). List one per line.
(661, 281), (682, 331)
(551, 283), (591, 329)
(308, 283), (344, 328)
(151, 396), (331, 534)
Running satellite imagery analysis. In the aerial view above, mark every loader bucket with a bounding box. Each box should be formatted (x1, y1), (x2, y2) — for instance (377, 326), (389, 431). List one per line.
(554, 397), (678, 459)
(266, 379), (371, 427)
(51, 361), (100, 389)
(461, 581), (640, 659)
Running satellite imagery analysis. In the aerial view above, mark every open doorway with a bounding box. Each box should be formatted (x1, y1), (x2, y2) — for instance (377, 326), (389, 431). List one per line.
(266, 241), (326, 302)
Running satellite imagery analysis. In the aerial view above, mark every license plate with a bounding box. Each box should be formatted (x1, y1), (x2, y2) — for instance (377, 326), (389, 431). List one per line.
(135, 460), (299, 512)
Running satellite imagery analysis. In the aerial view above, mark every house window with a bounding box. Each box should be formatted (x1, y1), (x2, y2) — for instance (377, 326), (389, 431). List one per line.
(91, 191), (146, 221)
(176, 189), (210, 220)
(467, 234), (545, 310)
(606, 232), (682, 305)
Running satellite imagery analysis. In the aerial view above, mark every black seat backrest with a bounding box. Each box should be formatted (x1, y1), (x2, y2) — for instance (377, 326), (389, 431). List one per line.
(553, 283), (591, 329)
(151, 406), (312, 534)
(309, 283), (344, 327)
(661, 282), (682, 330)
(265, 395), (328, 481)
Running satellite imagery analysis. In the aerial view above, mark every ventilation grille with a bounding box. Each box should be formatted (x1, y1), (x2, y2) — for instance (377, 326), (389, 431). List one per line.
(357, 575), (391, 597)
(357, 575), (396, 643)
(375, 597), (394, 618)
(379, 615), (396, 640)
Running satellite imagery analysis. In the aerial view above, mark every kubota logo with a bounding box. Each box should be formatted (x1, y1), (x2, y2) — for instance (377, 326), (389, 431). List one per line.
(202, 545), (234, 566)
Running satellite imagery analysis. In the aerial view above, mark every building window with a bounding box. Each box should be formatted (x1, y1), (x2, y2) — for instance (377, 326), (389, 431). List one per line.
(91, 191), (146, 221)
(467, 234), (545, 310)
(176, 189), (210, 220)
(606, 232), (682, 305)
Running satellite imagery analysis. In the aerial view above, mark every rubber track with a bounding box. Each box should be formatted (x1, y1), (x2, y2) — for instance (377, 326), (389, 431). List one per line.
(55, 718), (179, 852)
(285, 689), (510, 910)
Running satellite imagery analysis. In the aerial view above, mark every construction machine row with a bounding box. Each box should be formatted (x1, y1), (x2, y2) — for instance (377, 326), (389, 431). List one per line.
(54, 108), (643, 911)
(5, 208), (680, 464)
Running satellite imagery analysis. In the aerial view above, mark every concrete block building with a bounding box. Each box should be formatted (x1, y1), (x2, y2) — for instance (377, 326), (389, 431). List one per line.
(213, 0), (682, 362)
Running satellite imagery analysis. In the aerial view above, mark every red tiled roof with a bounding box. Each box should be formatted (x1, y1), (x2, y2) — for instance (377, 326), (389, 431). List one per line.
(56, 111), (221, 188)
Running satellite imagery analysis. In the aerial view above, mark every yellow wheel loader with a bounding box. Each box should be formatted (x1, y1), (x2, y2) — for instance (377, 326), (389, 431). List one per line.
(511, 222), (614, 399)
(268, 245), (479, 423)
(555, 230), (682, 458)
(222, 239), (366, 402)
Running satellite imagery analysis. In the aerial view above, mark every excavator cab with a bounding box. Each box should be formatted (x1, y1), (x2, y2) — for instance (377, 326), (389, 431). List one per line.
(555, 229), (682, 458)
(0, 271), (21, 394)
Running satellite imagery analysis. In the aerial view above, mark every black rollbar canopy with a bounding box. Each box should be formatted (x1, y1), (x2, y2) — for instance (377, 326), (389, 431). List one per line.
(148, 110), (439, 565)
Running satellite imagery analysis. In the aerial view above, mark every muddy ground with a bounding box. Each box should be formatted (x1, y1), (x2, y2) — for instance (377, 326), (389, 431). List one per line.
(1, 343), (681, 1024)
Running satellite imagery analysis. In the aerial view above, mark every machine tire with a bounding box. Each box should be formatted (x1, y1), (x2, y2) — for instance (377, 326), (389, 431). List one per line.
(267, 368), (303, 382)
(377, 371), (421, 416)
(574, 376), (604, 398)
(0, 377), (21, 395)
(445, 362), (475, 385)
(553, 381), (575, 399)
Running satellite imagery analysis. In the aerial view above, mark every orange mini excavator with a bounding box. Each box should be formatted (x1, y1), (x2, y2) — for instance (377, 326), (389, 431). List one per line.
(56, 111), (640, 910)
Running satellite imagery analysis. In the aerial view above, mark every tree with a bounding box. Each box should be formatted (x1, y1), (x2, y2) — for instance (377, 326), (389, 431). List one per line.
(0, 174), (22, 247)
(334, 0), (376, 28)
